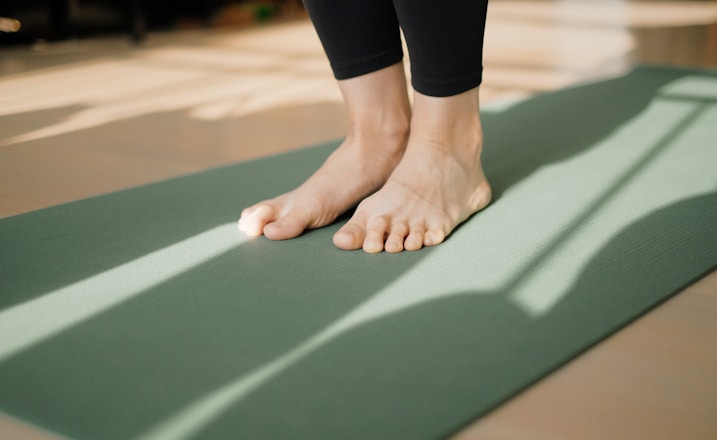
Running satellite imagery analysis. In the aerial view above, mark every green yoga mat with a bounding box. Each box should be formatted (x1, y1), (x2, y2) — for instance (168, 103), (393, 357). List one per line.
(1, 66), (716, 440)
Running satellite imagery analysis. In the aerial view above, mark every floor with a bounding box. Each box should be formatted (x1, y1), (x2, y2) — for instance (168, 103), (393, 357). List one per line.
(1, 1), (716, 438)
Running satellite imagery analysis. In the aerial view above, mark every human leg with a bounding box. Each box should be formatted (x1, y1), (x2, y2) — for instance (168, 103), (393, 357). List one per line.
(301, 0), (404, 81)
(393, 0), (489, 97)
(238, 65), (411, 240)
(239, 0), (493, 251)
(332, 0), (492, 252)
(238, 0), (412, 240)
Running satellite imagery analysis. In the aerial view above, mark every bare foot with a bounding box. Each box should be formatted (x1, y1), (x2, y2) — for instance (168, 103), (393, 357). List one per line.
(332, 88), (492, 253)
(238, 63), (411, 240)
(238, 129), (407, 239)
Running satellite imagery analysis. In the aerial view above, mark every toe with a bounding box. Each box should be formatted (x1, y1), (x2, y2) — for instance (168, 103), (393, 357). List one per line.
(385, 222), (408, 254)
(263, 213), (310, 240)
(238, 204), (277, 236)
(404, 224), (425, 251)
(333, 218), (367, 250)
(424, 228), (446, 247)
(363, 216), (389, 253)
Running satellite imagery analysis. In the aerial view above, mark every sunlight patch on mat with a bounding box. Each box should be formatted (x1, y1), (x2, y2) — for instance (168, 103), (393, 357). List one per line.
(660, 76), (717, 100)
(509, 99), (716, 315)
(0, 224), (246, 363)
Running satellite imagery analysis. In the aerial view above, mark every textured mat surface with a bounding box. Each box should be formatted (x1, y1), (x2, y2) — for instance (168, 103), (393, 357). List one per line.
(1, 66), (716, 440)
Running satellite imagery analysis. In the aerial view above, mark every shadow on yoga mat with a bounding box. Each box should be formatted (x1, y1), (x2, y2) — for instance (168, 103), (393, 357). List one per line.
(1, 66), (716, 440)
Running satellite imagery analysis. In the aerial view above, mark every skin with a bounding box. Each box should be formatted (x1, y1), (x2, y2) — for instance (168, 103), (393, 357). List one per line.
(238, 61), (492, 253)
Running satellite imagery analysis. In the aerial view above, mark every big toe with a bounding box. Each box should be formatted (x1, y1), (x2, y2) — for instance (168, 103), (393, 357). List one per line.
(238, 204), (277, 236)
(263, 213), (310, 240)
(333, 222), (366, 251)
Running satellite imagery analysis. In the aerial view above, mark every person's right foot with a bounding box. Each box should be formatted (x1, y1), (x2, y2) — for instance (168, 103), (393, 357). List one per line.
(238, 63), (412, 240)
(238, 125), (408, 240)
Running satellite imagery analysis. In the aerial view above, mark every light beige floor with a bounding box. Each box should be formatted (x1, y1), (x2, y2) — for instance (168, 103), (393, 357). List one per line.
(1, 1), (716, 439)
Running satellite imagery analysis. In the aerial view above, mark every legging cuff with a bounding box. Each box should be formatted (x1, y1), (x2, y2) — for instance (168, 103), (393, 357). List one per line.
(331, 48), (404, 81)
(411, 70), (483, 97)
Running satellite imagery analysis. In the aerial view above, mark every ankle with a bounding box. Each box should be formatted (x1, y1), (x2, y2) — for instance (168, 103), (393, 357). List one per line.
(348, 113), (410, 155)
(350, 98), (410, 133)
(409, 94), (483, 158)
(409, 119), (483, 161)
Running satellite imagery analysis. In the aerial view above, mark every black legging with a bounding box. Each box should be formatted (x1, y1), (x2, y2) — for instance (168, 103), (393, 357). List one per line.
(302, 0), (489, 97)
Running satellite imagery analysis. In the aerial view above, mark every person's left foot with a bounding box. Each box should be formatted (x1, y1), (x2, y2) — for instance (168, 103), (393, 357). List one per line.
(333, 121), (491, 253)
(332, 87), (491, 253)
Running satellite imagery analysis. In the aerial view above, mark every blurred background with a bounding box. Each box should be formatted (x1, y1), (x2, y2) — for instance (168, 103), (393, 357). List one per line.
(1, 0), (716, 217)
(0, 1), (716, 439)
(0, 0), (306, 44)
